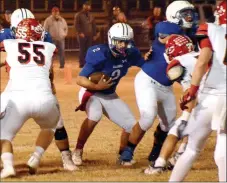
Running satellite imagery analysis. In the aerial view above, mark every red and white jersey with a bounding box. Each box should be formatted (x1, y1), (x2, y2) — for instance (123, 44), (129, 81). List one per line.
(197, 23), (226, 95)
(174, 51), (200, 91)
(3, 39), (56, 92)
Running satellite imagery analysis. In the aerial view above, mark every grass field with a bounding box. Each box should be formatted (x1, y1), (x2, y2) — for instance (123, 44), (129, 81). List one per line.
(0, 54), (218, 181)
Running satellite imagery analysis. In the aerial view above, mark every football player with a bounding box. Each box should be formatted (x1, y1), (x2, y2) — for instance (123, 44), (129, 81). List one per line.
(170, 1), (226, 181)
(0, 18), (60, 178)
(0, 8), (77, 172)
(72, 23), (145, 166)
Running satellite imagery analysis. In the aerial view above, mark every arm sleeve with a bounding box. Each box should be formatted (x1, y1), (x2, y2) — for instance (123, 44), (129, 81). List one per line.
(196, 23), (212, 50)
(130, 48), (145, 67)
(79, 63), (96, 77)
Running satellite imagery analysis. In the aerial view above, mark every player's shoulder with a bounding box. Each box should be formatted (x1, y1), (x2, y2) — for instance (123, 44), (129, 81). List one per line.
(0, 28), (12, 35)
(127, 46), (141, 57)
(86, 44), (109, 65)
(0, 28), (14, 40)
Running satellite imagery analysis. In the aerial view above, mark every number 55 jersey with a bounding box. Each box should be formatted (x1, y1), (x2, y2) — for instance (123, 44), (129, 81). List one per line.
(3, 39), (56, 92)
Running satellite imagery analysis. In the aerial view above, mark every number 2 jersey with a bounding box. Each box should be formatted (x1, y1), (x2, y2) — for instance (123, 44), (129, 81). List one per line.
(79, 44), (145, 94)
(3, 39), (56, 92)
(196, 23), (226, 95)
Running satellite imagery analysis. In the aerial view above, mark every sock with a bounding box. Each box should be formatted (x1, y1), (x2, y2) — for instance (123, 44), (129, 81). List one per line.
(155, 157), (166, 167)
(177, 143), (187, 154)
(34, 146), (45, 158)
(127, 141), (137, 152)
(1, 152), (14, 168)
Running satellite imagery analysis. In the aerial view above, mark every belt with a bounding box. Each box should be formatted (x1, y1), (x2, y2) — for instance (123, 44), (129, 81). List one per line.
(150, 77), (168, 88)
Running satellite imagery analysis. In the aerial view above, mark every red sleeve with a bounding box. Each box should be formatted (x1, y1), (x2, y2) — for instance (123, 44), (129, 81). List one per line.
(196, 23), (213, 50)
(196, 23), (208, 37)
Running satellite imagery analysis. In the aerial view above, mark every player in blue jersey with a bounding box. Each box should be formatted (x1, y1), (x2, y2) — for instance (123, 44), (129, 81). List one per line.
(71, 23), (145, 166)
(0, 8), (77, 172)
(119, 0), (198, 166)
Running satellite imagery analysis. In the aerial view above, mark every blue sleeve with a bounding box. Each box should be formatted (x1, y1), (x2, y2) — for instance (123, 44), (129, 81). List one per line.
(44, 31), (53, 43)
(129, 47), (145, 67)
(0, 29), (15, 42)
(79, 63), (96, 77)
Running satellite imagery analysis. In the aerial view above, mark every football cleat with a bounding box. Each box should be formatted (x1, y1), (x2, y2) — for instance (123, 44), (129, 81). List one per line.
(61, 151), (79, 171)
(0, 166), (16, 179)
(72, 149), (83, 166)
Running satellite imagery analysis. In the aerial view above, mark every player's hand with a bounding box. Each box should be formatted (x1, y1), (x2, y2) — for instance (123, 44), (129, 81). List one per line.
(95, 75), (113, 90)
(180, 85), (199, 110)
(144, 49), (152, 60)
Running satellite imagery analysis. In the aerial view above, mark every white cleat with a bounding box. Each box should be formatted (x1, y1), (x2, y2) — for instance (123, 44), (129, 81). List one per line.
(144, 165), (165, 175)
(27, 152), (41, 175)
(117, 155), (136, 166)
(61, 151), (79, 171)
(72, 149), (83, 166)
(0, 166), (16, 179)
(167, 152), (183, 170)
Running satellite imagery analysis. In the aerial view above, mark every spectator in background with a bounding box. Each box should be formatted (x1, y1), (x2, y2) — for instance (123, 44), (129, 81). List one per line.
(144, 7), (165, 41)
(112, 6), (127, 24)
(74, 1), (98, 68)
(44, 6), (68, 68)
(0, 10), (12, 29)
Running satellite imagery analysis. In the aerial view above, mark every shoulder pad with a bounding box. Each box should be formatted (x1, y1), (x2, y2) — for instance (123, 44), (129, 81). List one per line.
(86, 44), (109, 65)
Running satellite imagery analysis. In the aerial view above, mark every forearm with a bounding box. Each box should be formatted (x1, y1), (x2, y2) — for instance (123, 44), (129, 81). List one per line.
(191, 47), (212, 86)
(76, 76), (98, 90)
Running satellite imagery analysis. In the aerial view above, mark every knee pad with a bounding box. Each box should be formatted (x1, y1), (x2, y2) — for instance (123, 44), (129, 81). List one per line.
(54, 127), (68, 140)
(154, 124), (168, 145)
(139, 110), (157, 131)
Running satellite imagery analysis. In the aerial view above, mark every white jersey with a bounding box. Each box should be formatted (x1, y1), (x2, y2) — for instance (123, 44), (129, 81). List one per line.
(3, 39), (56, 92)
(202, 23), (226, 95)
(174, 51), (200, 91)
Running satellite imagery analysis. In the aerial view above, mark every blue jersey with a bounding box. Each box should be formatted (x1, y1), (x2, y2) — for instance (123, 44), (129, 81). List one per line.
(142, 21), (198, 86)
(80, 44), (145, 94)
(0, 28), (53, 43)
(141, 38), (173, 86)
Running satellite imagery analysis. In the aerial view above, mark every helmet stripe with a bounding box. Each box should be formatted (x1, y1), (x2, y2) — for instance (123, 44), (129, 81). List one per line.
(20, 8), (24, 19)
(121, 23), (125, 36)
(25, 9), (28, 18)
(125, 24), (128, 36)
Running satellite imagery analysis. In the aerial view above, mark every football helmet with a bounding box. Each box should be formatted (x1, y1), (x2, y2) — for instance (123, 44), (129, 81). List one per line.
(11, 8), (35, 32)
(214, 0), (226, 26)
(16, 18), (45, 42)
(108, 23), (134, 57)
(166, 0), (197, 28)
(164, 35), (194, 63)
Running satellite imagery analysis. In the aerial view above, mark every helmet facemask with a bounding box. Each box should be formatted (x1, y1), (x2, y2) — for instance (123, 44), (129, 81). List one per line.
(176, 8), (197, 28)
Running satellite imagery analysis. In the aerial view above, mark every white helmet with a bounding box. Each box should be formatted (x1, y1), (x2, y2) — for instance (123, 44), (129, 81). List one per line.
(11, 8), (35, 31)
(108, 23), (134, 57)
(166, 0), (196, 28)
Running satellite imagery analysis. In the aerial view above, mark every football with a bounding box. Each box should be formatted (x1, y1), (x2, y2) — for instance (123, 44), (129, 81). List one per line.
(88, 72), (111, 84)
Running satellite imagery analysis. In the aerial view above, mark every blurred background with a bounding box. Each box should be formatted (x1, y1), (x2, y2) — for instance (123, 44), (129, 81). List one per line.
(0, 0), (221, 51)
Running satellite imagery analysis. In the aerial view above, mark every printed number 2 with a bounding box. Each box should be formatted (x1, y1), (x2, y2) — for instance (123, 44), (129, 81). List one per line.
(111, 69), (121, 80)
(18, 42), (45, 65)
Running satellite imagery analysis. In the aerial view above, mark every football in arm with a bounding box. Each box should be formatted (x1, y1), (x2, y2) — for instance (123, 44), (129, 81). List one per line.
(88, 72), (111, 84)
(166, 65), (185, 81)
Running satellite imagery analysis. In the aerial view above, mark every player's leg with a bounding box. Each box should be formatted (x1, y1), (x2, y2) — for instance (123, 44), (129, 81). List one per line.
(72, 95), (103, 165)
(27, 95), (62, 174)
(148, 90), (176, 163)
(169, 94), (213, 181)
(0, 98), (29, 178)
(120, 70), (159, 163)
(100, 93), (137, 165)
(54, 114), (77, 171)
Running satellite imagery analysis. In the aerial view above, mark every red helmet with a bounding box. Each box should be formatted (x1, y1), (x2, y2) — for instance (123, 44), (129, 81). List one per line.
(16, 18), (44, 42)
(165, 35), (194, 62)
(215, 0), (226, 25)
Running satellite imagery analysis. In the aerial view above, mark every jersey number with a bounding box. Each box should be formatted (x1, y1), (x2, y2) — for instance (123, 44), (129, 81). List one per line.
(111, 69), (121, 80)
(18, 42), (45, 65)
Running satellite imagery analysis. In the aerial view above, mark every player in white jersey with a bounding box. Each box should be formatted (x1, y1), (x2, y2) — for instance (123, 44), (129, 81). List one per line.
(144, 35), (201, 174)
(169, 1), (226, 181)
(1, 8), (77, 172)
(0, 18), (60, 178)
